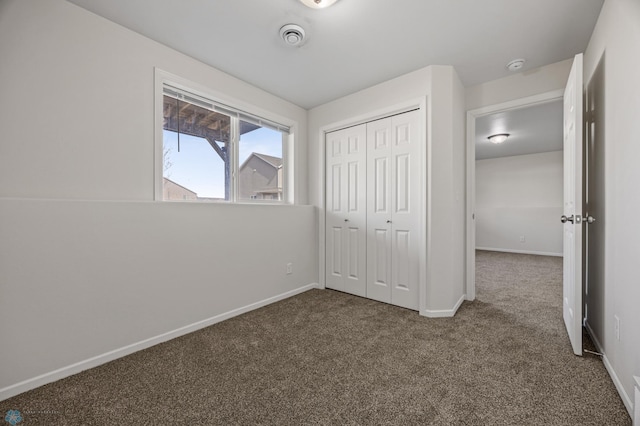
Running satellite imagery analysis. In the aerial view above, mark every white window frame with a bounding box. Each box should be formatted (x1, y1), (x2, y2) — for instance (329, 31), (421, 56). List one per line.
(154, 68), (295, 204)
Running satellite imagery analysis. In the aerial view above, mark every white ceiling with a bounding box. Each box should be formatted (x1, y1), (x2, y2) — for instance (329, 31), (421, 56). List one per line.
(475, 100), (563, 160)
(66, 0), (603, 109)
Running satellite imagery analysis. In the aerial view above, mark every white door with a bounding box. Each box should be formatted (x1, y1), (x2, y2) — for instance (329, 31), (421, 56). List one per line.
(562, 53), (584, 356)
(325, 124), (367, 297)
(366, 110), (421, 310)
(366, 117), (393, 303)
(389, 111), (421, 310)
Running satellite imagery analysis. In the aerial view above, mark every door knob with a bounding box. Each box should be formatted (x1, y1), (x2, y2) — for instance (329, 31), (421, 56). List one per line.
(586, 215), (596, 224)
(386, 220), (392, 224)
(344, 219), (349, 222)
(561, 215), (574, 224)
(561, 214), (583, 224)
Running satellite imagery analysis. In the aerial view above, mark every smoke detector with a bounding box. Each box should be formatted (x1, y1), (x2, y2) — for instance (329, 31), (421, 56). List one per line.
(280, 24), (306, 47)
(506, 59), (526, 72)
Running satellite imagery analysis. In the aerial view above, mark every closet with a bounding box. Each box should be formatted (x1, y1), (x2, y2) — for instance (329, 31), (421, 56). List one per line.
(325, 109), (421, 310)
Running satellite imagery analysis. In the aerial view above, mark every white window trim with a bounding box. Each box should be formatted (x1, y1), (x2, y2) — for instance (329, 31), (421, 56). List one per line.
(154, 68), (296, 204)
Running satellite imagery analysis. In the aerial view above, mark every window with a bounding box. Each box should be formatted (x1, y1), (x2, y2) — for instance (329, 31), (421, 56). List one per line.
(158, 77), (291, 203)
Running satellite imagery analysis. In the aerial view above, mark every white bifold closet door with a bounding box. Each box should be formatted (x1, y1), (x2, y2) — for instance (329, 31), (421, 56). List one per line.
(366, 110), (420, 310)
(325, 124), (367, 297)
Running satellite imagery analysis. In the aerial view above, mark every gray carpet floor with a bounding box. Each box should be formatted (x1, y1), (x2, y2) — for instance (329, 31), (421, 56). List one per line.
(1, 250), (631, 424)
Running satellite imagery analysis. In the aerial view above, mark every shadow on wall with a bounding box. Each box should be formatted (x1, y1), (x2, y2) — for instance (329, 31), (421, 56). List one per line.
(584, 52), (605, 348)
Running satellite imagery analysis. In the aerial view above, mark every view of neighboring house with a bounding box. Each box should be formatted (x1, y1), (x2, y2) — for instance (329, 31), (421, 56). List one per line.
(163, 152), (282, 201)
(163, 177), (198, 201)
(238, 153), (283, 201)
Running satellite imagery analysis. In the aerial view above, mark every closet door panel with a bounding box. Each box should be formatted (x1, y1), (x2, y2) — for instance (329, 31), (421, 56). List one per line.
(347, 161), (361, 212)
(326, 124), (367, 296)
(366, 118), (392, 303)
(344, 225), (365, 297)
(395, 153), (411, 213)
(390, 110), (420, 310)
(330, 165), (342, 212)
(343, 126), (367, 297)
(374, 158), (388, 212)
(366, 227), (391, 303)
(324, 227), (344, 290)
(325, 131), (345, 291)
(393, 230), (411, 289)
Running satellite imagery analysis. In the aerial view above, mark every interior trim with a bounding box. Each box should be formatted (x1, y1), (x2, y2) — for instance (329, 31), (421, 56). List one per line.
(475, 247), (563, 257)
(421, 294), (465, 318)
(585, 322), (633, 416)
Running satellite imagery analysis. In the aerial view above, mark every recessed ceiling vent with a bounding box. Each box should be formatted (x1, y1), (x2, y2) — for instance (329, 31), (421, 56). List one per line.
(280, 24), (306, 47)
(300, 0), (339, 9)
(506, 59), (526, 72)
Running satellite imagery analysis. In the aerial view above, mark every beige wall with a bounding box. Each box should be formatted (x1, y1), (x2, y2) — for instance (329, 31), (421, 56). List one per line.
(476, 151), (563, 256)
(582, 0), (640, 413)
(0, 0), (316, 399)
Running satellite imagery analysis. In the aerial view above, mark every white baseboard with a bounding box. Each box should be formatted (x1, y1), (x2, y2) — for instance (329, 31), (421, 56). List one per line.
(584, 321), (633, 417)
(476, 247), (563, 257)
(0, 283), (319, 402)
(421, 294), (465, 318)
(633, 376), (640, 425)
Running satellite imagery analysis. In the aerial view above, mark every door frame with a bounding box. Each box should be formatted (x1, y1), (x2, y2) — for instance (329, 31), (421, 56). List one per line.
(318, 96), (428, 313)
(465, 89), (564, 300)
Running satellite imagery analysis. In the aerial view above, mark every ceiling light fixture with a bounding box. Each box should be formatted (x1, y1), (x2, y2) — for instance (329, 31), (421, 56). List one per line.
(300, 0), (339, 9)
(488, 133), (510, 144)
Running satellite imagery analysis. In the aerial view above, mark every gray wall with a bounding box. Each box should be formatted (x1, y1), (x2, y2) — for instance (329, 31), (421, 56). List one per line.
(583, 0), (640, 413)
(0, 0), (316, 398)
(476, 151), (563, 256)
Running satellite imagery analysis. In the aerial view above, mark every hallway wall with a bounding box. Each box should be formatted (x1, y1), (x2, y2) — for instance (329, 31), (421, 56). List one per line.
(476, 151), (563, 256)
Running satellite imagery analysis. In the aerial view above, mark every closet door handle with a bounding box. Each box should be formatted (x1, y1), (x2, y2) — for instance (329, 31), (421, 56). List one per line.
(344, 219), (349, 222)
(561, 215), (574, 224)
(386, 220), (392, 224)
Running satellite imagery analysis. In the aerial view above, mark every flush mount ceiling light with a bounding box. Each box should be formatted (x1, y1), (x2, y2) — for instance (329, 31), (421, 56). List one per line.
(506, 59), (526, 72)
(280, 24), (306, 47)
(488, 133), (510, 144)
(300, 0), (339, 9)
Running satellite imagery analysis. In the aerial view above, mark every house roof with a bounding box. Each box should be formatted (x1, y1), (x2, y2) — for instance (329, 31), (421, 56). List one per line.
(163, 177), (197, 195)
(253, 153), (283, 168)
(239, 152), (283, 172)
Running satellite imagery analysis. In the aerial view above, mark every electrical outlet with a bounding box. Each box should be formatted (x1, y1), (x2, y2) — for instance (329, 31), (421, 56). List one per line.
(519, 236), (526, 243)
(286, 263), (293, 275)
(614, 315), (620, 340)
